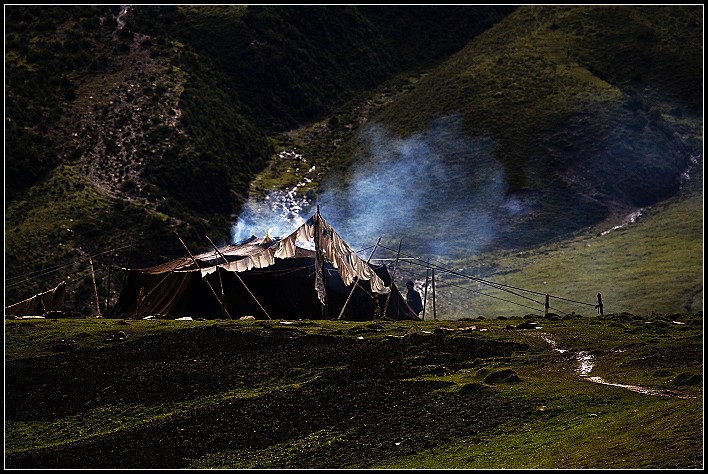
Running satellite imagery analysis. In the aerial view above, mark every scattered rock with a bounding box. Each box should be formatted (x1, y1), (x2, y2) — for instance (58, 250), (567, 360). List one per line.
(51, 339), (78, 352)
(104, 331), (128, 342)
(516, 321), (539, 329)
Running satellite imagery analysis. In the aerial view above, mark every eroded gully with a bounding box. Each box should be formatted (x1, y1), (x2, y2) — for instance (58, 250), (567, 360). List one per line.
(535, 332), (696, 399)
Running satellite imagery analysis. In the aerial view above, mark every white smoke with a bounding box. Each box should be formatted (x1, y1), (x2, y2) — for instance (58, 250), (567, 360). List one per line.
(230, 187), (313, 244)
(231, 115), (519, 258)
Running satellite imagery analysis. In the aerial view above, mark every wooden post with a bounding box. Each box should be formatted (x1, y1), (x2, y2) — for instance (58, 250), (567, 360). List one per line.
(431, 267), (437, 320)
(136, 286), (144, 319)
(89, 255), (102, 317)
(120, 238), (134, 290)
(596, 293), (604, 315)
(422, 265), (430, 321)
(106, 251), (112, 317)
(545, 294), (550, 314)
(383, 238), (402, 320)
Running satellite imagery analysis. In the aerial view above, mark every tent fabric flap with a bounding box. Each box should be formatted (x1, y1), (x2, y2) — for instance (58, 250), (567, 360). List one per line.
(194, 213), (390, 296)
(5, 281), (67, 316)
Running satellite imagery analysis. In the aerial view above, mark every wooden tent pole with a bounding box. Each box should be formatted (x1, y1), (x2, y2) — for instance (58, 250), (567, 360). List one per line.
(89, 255), (102, 317)
(205, 235), (271, 320)
(422, 264), (430, 321)
(136, 287), (144, 319)
(215, 257), (227, 319)
(432, 267), (437, 320)
(178, 237), (233, 320)
(382, 238), (402, 319)
(120, 238), (134, 291)
(337, 236), (382, 320)
(204, 237), (228, 319)
(106, 251), (112, 317)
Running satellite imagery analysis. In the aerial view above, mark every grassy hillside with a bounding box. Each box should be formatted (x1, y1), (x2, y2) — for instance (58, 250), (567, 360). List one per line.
(243, 5), (702, 318)
(4, 5), (513, 313)
(5, 315), (703, 468)
(324, 5), (701, 252)
(414, 179), (703, 319)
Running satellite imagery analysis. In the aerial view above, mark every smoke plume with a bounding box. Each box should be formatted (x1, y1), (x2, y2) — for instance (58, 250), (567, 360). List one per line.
(231, 115), (519, 259)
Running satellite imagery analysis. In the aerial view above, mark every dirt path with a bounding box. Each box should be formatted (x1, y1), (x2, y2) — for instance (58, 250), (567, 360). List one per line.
(536, 332), (696, 399)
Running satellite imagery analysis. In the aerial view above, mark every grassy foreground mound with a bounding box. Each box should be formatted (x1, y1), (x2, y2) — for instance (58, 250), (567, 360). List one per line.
(4, 313), (703, 469)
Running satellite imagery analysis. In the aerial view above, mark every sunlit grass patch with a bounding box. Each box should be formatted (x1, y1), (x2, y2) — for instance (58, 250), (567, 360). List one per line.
(373, 388), (702, 469)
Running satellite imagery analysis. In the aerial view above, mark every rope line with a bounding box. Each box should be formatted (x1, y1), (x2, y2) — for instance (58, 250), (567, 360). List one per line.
(6, 244), (132, 287)
(8, 234), (600, 317)
(447, 281), (544, 314)
(376, 243), (598, 313)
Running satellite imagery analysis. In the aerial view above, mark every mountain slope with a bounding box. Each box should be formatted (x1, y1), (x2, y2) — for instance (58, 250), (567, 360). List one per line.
(4, 5), (514, 313)
(4, 5), (702, 316)
(314, 5), (702, 256)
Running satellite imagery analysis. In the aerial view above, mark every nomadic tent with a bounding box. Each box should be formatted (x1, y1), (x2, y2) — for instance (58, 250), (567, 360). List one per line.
(110, 211), (421, 321)
(5, 281), (66, 317)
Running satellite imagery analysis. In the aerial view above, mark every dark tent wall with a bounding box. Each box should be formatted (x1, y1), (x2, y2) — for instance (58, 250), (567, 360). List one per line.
(110, 256), (421, 321)
(316, 262), (420, 321)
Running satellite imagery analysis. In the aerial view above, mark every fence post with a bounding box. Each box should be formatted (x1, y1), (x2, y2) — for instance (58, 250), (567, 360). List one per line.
(545, 294), (550, 314)
(596, 293), (604, 315)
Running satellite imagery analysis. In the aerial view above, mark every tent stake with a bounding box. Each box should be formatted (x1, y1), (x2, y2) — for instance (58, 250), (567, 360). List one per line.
(205, 235), (271, 320)
(179, 237), (233, 320)
(338, 236), (382, 320)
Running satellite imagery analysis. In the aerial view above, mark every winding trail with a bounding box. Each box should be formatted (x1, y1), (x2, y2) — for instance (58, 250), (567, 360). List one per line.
(536, 332), (696, 399)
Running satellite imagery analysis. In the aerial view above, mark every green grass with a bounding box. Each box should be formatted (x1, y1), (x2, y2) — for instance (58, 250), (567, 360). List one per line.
(4, 318), (213, 362)
(4, 378), (309, 453)
(374, 397), (701, 469)
(432, 184), (703, 319)
(5, 314), (702, 468)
